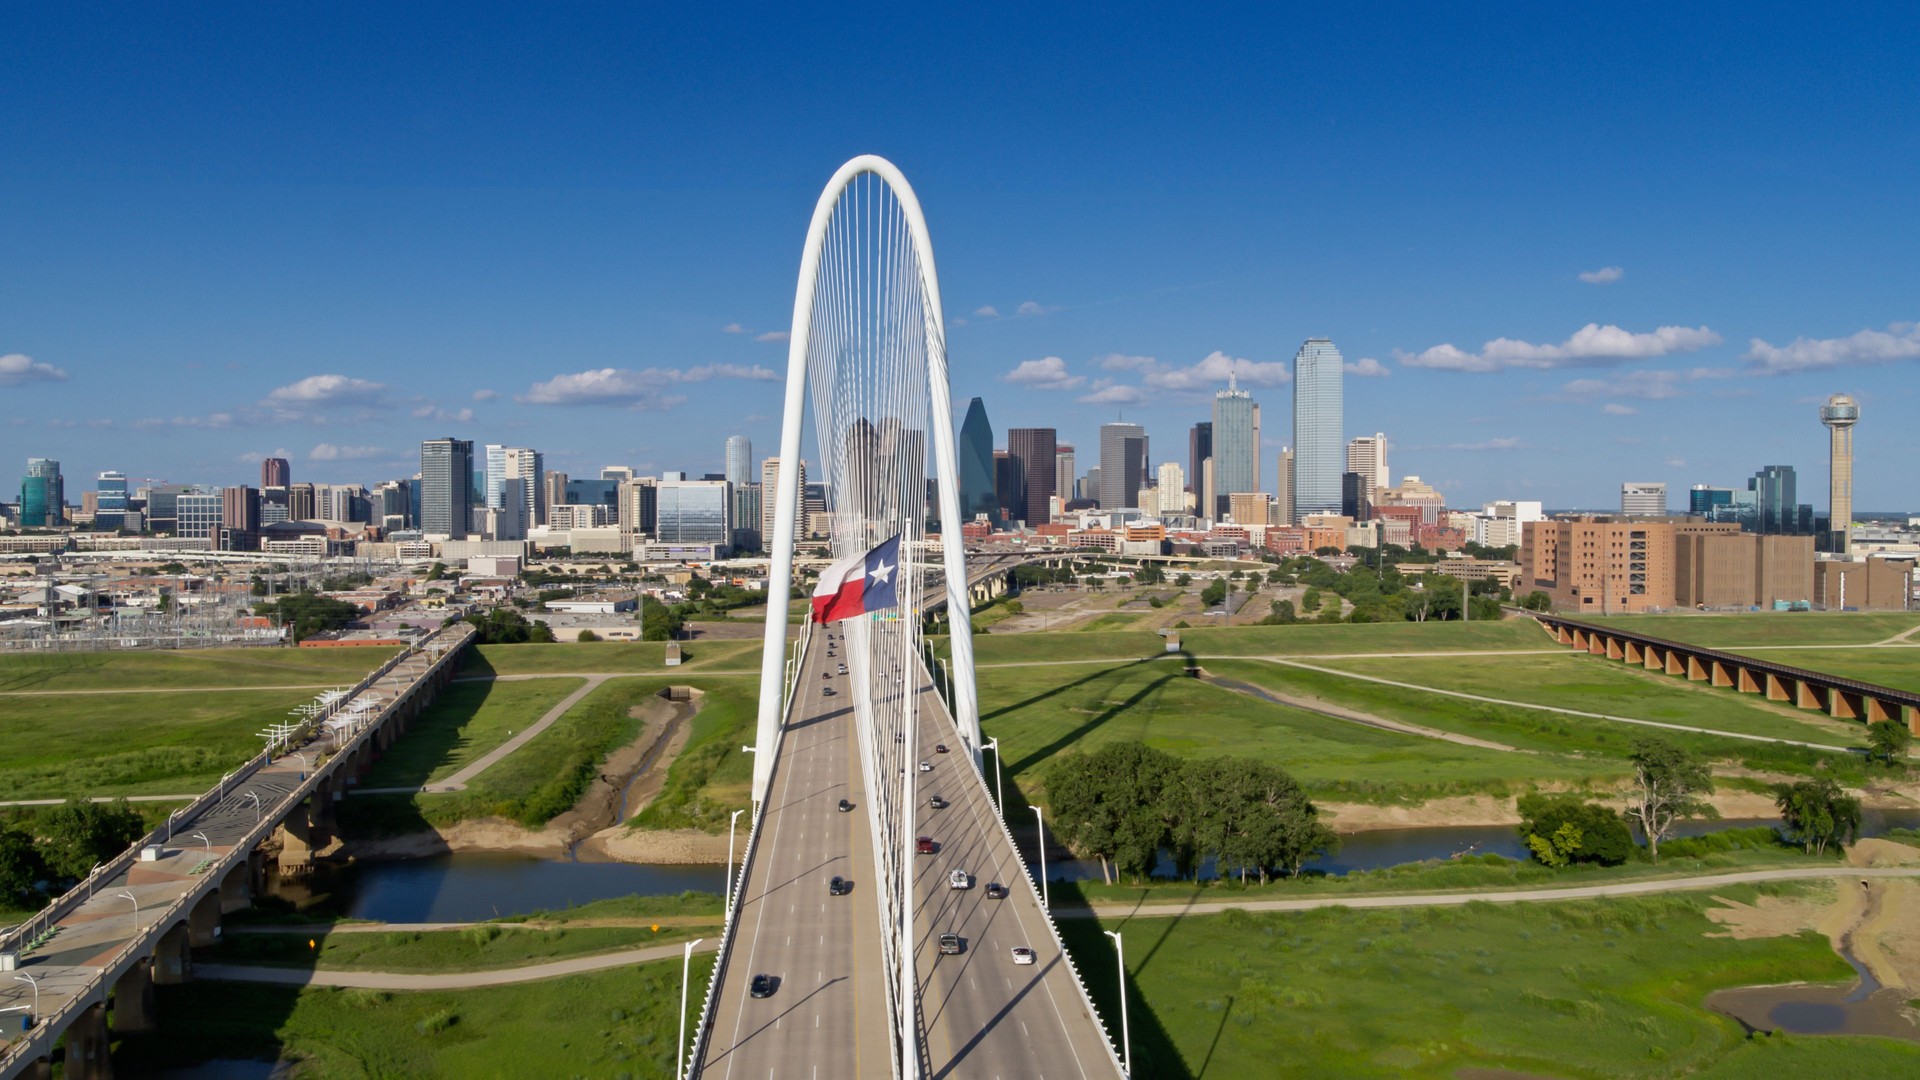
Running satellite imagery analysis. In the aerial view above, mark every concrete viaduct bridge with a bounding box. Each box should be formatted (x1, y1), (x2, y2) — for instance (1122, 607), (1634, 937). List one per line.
(0, 624), (474, 1079)
(1531, 612), (1920, 732)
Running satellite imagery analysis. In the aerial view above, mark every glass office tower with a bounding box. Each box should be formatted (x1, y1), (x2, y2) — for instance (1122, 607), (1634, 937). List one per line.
(1211, 376), (1258, 520)
(420, 438), (475, 536)
(958, 397), (998, 523)
(1291, 338), (1345, 516)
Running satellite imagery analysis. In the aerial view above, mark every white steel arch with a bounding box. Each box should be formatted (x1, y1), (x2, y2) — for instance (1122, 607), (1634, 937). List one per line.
(752, 155), (982, 1079)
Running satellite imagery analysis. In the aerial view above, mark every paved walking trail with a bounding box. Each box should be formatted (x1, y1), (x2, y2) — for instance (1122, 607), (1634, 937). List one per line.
(0, 684), (341, 696)
(197, 937), (721, 989)
(1057, 865), (1920, 920)
(357, 674), (611, 794)
(0, 793), (199, 807)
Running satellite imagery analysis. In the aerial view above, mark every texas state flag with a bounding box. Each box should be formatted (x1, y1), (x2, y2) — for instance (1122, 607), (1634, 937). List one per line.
(811, 534), (902, 624)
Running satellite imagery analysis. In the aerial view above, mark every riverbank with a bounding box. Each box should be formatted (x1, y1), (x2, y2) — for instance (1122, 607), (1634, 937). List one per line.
(1322, 782), (1920, 832)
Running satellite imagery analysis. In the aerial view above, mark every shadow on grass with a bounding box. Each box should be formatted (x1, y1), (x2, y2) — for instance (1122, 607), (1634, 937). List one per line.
(1057, 916), (1195, 1079)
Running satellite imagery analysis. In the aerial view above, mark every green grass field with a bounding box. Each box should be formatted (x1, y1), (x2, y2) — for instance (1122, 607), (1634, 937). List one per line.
(977, 657), (1618, 807)
(1308, 653), (1867, 748)
(0, 688), (347, 798)
(205, 923), (705, 972)
(110, 955), (712, 1078)
(0, 645), (394, 692)
(1064, 884), (1920, 1079)
(628, 679), (757, 831)
(468, 640), (761, 676)
(358, 678), (587, 788)
(1583, 612), (1920, 648)
(1748, 647), (1920, 693)
(952, 617), (1563, 667)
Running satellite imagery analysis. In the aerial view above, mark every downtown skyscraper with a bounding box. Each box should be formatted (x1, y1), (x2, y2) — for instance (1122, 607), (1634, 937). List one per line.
(1291, 338), (1345, 516)
(420, 437), (475, 537)
(1210, 374), (1259, 520)
(1098, 422), (1148, 511)
(957, 397), (998, 524)
(725, 435), (754, 487)
(1006, 428), (1057, 526)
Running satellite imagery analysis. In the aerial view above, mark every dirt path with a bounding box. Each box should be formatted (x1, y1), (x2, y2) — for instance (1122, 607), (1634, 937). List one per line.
(411, 674), (610, 793)
(1200, 671), (1521, 752)
(196, 938), (722, 989)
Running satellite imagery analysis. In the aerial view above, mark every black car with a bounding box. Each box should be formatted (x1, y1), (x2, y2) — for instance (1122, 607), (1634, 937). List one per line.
(928, 795), (948, 810)
(829, 876), (852, 896)
(937, 933), (964, 955)
(837, 798), (854, 812)
(984, 882), (1009, 900)
(750, 973), (776, 998)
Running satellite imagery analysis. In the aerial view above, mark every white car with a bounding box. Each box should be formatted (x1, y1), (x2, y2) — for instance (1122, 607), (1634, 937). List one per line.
(1011, 947), (1036, 966)
(918, 761), (932, 772)
(948, 869), (970, 890)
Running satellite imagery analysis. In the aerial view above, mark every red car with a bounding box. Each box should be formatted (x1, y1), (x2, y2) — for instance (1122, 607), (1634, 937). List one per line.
(934, 743), (949, 754)
(916, 836), (935, 854)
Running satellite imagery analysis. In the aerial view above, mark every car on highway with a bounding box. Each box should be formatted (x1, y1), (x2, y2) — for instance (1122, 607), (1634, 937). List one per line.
(928, 795), (948, 810)
(938, 933), (964, 955)
(984, 882), (1009, 900)
(948, 869), (970, 890)
(917, 760), (932, 772)
(823, 672), (832, 679)
(838, 798), (854, 812)
(750, 973), (777, 997)
(1011, 947), (1036, 966)
(823, 687), (836, 696)
(916, 836), (936, 854)
(829, 876), (852, 895)
(934, 743), (949, 754)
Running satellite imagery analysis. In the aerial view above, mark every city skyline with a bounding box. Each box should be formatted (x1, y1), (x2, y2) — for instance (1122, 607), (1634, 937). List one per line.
(2, 9), (1916, 510)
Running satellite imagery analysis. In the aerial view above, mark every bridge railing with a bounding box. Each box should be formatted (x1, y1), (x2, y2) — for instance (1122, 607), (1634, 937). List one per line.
(920, 656), (1129, 1077)
(682, 619), (811, 1079)
(0, 626), (473, 1079)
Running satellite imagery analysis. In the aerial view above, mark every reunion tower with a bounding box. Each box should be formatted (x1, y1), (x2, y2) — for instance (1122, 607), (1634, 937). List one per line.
(1820, 393), (1859, 556)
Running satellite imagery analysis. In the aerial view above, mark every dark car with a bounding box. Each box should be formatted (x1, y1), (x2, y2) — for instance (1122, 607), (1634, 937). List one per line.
(938, 933), (964, 955)
(829, 876), (852, 896)
(984, 882), (1009, 900)
(749, 973), (776, 998)
(916, 836), (936, 854)
(823, 687), (836, 696)
(929, 795), (948, 810)
(837, 798), (854, 812)
(935, 743), (949, 754)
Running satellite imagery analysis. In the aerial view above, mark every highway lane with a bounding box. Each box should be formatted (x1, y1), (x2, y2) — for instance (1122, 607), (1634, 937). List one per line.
(909, 673), (1121, 1080)
(696, 629), (891, 1079)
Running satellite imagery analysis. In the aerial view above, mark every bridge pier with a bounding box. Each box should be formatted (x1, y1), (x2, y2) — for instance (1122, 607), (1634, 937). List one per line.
(16, 1057), (51, 1080)
(277, 806), (315, 877)
(64, 1002), (112, 1080)
(111, 957), (158, 1034)
(188, 892), (222, 947)
(152, 922), (192, 984)
(1687, 655), (1709, 681)
(1831, 689), (1862, 721)
(219, 860), (252, 914)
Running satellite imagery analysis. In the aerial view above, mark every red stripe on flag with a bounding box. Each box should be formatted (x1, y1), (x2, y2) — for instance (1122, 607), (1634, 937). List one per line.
(813, 578), (867, 624)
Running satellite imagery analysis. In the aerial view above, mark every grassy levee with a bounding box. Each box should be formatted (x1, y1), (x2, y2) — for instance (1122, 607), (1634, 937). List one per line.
(358, 678), (587, 788)
(111, 955), (713, 1078)
(978, 657), (1618, 809)
(0, 688), (349, 798)
(1741, 647), (1920, 693)
(1050, 827), (1840, 906)
(1202, 659), (1883, 786)
(0, 645), (394, 693)
(1063, 883), (1920, 1079)
(626, 680), (757, 831)
(950, 617), (1559, 666)
(1582, 611), (1920, 648)
(203, 923), (707, 972)
(468, 640), (760, 676)
(1306, 653), (1868, 748)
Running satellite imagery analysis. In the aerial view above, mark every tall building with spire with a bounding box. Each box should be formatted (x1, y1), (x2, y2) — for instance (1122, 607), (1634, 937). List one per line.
(1292, 338), (1345, 516)
(1820, 394), (1858, 555)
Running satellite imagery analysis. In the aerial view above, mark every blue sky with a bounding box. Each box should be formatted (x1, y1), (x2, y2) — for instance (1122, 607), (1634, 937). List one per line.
(4, 4), (1916, 511)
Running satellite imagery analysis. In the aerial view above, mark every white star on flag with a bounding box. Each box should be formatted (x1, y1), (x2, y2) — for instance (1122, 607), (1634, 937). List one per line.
(868, 559), (895, 586)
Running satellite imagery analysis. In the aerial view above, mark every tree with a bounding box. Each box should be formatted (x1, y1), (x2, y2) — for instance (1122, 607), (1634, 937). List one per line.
(1774, 779), (1862, 855)
(1186, 758), (1334, 884)
(1517, 795), (1632, 866)
(1175, 573), (1192, 588)
(1867, 721), (1914, 767)
(463, 607), (556, 644)
(641, 602), (684, 641)
(1200, 579), (1229, 608)
(426, 562), (448, 581)
(1261, 599), (1297, 625)
(0, 825), (46, 904)
(1300, 587), (1321, 613)
(254, 591), (360, 643)
(1520, 590), (1553, 612)
(576, 629), (601, 643)
(37, 799), (147, 880)
(1623, 735), (1714, 862)
(1046, 754), (1122, 884)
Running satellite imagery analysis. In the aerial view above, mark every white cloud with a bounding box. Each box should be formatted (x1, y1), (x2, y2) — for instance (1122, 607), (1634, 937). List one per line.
(472, 389), (497, 402)
(1097, 353), (1156, 371)
(522, 363), (778, 407)
(1016, 300), (1053, 316)
(1399, 323), (1721, 372)
(1142, 350), (1291, 391)
(722, 323), (749, 334)
(237, 447), (292, 463)
(1578, 266), (1624, 285)
(1446, 437), (1522, 451)
(411, 404), (476, 422)
(309, 444), (386, 461)
(1003, 356), (1085, 390)
(974, 306), (1001, 319)
(1076, 381), (1146, 405)
(755, 331), (790, 343)
(264, 374), (388, 406)
(1560, 371), (1684, 401)
(1744, 321), (1920, 374)
(134, 413), (235, 430)
(0, 353), (67, 385)
(1601, 403), (1638, 416)
(1344, 357), (1391, 378)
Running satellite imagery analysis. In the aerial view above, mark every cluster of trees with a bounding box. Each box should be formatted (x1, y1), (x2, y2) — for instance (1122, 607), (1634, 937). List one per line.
(1867, 721), (1914, 766)
(253, 591), (361, 642)
(1046, 743), (1338, 885)
(1520, 736), (1715, 867)
(1774, 779), (1862, 854)
(1518, 794), (1634, 866)
(457, 607), (556, 644)
(0, 800), (150, 905)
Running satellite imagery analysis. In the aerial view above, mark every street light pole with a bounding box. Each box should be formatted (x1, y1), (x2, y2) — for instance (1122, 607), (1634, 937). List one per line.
(1104, 929), (1132, 1075)
(984, 737), (1004, 813)
(12, 974), (38, 1026)
(726, 809), (745, 913)
(116, 890), (139, 930)
(87, 863), (104, 900)
(1028, 805), (1049, 910)
(677, 937), (706, 1080)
